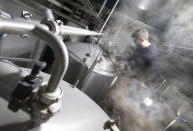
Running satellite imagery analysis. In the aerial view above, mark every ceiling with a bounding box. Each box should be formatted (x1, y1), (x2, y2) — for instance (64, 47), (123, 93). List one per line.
(25, 0), (193, 32)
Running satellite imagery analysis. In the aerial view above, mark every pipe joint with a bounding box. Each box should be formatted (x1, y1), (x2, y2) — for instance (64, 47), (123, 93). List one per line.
(41, 19), (60, 36)
(39, 83), (63, 106)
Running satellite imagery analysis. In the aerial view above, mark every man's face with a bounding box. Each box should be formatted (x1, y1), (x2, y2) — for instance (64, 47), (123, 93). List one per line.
(133, 38), (144, 47)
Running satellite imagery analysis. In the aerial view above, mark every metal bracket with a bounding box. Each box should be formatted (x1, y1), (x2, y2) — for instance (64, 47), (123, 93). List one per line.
(21, 11), (32, 39)
(41, 19), (60, 36)
(21, 10), (32, 19)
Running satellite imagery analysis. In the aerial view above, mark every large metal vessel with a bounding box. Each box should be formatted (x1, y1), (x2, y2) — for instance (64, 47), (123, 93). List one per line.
(0, 60), (119, 131)
(0, 6), (118, 130)
(64, 43), (117, 102)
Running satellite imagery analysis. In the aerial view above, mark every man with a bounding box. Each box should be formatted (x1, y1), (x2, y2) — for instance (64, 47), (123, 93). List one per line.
(116, 29), (161, 87)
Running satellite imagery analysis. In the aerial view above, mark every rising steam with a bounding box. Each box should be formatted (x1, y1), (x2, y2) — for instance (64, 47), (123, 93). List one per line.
(102, 0), (193, 130)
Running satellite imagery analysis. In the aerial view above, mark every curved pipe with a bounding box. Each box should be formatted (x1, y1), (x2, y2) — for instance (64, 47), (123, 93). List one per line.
(33, 25), (68, 92)
(0, 19), (68, 93)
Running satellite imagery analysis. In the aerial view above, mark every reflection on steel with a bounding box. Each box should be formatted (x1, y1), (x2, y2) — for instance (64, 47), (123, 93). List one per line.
(81, 52), (102, 92)
(64, 43), (117, 101)
(0, 64), (119, 131)
(109, 76), (118, 87)
(0, 10), (12, 55)
(163, 119), (177, 131)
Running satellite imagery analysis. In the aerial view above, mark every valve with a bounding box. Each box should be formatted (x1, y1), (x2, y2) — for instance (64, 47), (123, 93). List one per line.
(104, 119), (116, 131)
(8, 62), (46, 112)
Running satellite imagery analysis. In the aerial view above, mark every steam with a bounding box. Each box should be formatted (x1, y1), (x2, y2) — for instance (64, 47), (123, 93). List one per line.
(106, 77), (193, 131)
(163, 0), (193, 98)
(101, 0), (193, 130)
(164, 0), (193, 53)
(106, 78), (173, 131)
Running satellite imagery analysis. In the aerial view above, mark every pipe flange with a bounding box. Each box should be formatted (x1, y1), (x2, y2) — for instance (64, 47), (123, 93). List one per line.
(39, 83), (63, 106)
(41, 19), (60, 36)
(30, 99), (62, 125)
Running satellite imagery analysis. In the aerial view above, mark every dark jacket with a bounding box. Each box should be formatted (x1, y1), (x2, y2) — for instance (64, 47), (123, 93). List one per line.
(116, 44), (161, 85)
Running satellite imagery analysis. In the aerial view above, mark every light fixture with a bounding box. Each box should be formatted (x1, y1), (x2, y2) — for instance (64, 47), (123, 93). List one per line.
(138, 0), (150, 10)
(143, 97), (153, 106)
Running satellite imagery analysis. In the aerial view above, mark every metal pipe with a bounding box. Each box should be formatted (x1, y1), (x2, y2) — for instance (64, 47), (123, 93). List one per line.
(163, 119), (177, 131)
(0, 19), (68, 93)
(28, 39), (45, 68)
(60, 25), (102, 36)
(33, 25), (68, 92)
(109, 76), (118, 87)
(44, 9), (55, 20)
(97, 0), (107, 18)
(0, 18), (101, 36)
(0, 19), (36, 34)
(0, 10), (13, 19)
(99, 0), (119, 33)
(81, 52), (101, 92)
(0, 56), (43, 65)
(47, 0), (73, 13)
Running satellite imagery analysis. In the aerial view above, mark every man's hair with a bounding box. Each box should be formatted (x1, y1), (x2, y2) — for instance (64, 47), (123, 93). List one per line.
(131, 29), (149, 40)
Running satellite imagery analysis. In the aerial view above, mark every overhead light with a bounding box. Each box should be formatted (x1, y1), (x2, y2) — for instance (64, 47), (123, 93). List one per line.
(139, 4), (146, 10)
(143, 97), (153, 106)
(138, 0), (150, 10)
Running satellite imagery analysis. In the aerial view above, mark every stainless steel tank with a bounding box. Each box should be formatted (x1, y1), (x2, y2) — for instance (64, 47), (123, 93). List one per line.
(64, 43), (117, 102)
(0, 60), (119, 131)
